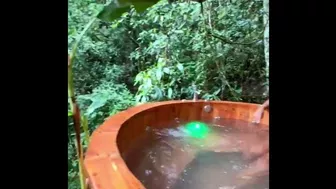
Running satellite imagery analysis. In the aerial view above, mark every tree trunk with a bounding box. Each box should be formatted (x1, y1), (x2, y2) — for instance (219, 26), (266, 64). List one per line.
(263, 0), (269, 83)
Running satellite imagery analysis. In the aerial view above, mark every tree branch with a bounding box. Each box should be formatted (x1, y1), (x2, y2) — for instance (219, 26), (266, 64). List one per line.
(208, 17), (269, 46)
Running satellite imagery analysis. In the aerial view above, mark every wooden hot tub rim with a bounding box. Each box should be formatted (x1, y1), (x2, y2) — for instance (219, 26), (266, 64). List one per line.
(84, 100), (269, 189)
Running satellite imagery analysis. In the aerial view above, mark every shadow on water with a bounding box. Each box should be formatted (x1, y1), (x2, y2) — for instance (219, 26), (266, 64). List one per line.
(172, 152), (269, 189)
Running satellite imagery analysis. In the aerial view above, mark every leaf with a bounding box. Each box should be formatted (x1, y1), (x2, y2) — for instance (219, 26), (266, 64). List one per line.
(140, 96), (148, 103)
(97, 1), (132, 22)
(176, 63), (184, 73)
(213, 89), (221, 95)
(135, 95), (142, 102)
(134, 73), (143, 85)
(144, 78), (152, 89)
(68, 111), (73, 116)
(235, 88), (242, 94)
(132, 0), (160, 13)
(157, 58), (165, 67)
(154, 86), (163, 100)
(163, 67), (170, 74)
(168, 88), (173, 99)
(153, 15), (159, 23)
(111, 22), (119, 29)
(174, 30), (184, 34)
(86, 98), (108, 116)
(169, 79), (175, 86)
(156, 69), (163, 81)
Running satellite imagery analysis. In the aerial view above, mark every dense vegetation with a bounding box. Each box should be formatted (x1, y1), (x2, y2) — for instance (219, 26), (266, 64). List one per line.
(68, 0), (268, 188)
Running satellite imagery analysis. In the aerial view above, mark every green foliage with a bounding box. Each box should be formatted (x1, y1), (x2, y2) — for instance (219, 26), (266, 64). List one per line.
(130, 0), (267, 103)
(77, 81), (135, 127)
(134, 57), (187, 102)
(98, 0), (160, 22)
(68, 0), (268, 188)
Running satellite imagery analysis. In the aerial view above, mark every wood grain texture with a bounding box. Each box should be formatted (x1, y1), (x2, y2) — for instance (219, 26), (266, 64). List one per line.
(84, 100), (269, 189)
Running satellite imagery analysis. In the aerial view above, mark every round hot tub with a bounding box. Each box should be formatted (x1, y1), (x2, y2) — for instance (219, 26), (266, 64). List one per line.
(84, 100), (269, 189)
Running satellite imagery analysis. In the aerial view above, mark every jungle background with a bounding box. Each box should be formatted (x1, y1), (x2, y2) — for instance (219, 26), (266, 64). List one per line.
(68, 0), (269, 188)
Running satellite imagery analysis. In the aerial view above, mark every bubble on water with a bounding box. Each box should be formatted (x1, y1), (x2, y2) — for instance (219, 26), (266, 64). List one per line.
(145, 170), (152, 175)
(241, 176), (252, 180)
(168, 173), (177, 179)
(145, 126), (151, 131)
(232, 165), (240, 170)
(219, 186), (236, 189)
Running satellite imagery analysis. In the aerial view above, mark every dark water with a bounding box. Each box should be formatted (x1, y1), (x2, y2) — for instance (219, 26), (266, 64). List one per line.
(123, 119), (269, 189)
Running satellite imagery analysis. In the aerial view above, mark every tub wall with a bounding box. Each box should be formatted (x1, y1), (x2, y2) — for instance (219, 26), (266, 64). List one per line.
(84, 101), (269, 189)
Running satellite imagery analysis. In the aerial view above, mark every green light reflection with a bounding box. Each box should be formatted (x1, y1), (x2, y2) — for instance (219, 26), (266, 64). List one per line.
(184, 121), (210, 138)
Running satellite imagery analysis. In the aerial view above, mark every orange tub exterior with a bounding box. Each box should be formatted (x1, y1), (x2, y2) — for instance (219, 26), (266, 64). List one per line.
(84, 100), (269, 189)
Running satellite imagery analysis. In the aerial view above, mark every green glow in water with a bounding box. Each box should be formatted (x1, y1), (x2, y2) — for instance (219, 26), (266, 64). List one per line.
(184, 121), (210, 138)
